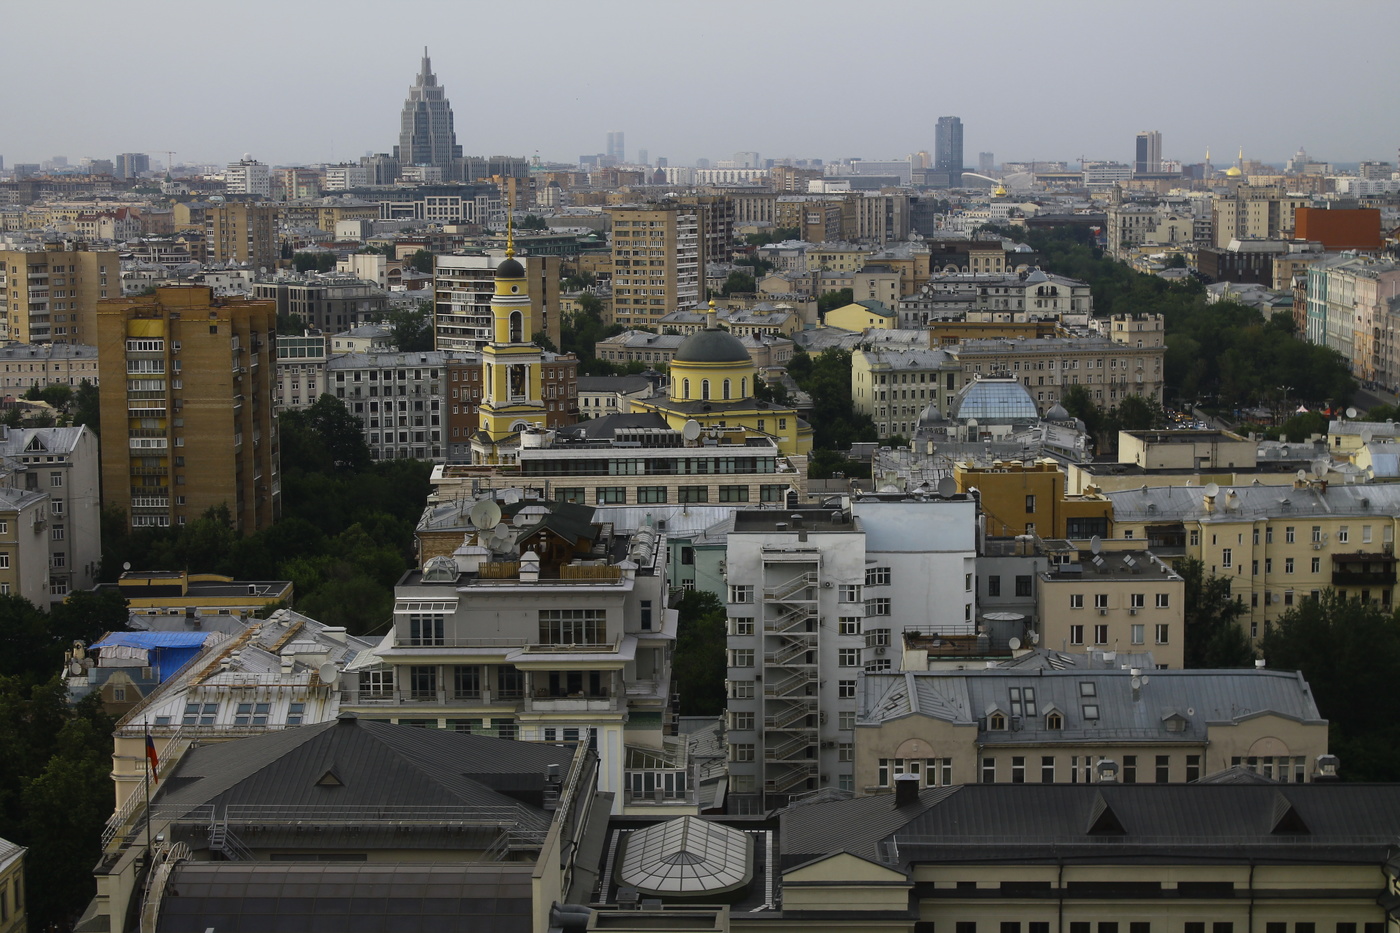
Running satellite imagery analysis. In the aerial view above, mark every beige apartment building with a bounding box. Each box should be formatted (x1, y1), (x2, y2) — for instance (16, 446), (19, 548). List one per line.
(854, 665), (1328, 793)
(434, 252), (562, 352)
(204, 202), (279, 271)
(97, 286), (280, 534)
(1037, 546), (1186, 668)
(0, 247), (118, 343)
(1107, 480), (1400, 640)
(1212, 184), (1308, 248)
(606, 204), (703, 329)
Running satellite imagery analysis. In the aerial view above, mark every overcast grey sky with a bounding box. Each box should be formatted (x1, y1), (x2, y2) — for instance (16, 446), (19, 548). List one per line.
(3, 0), (1395, 170)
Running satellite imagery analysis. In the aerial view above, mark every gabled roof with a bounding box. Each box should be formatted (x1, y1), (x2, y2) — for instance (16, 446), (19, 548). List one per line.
(154, 714), (574, 822)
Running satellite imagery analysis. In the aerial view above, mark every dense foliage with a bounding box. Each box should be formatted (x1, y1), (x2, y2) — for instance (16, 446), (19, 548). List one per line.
(1177, 558), (1255, 669)
(102, 396), (430, 636)
(671, 590), (726, 716)
(786, 348), (879, 454)
(1263, 591), (1400, 781)
(1002, 226), (1356, 410)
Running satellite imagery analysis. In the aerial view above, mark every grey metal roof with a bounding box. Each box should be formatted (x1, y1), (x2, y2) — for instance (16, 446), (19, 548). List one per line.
(857, 668), (1325, 744)
(781, 783), (1400, 870)
(1106, 480), (1400, 523)
(157, 862), (534, 933)
(153, 715), (574, 820)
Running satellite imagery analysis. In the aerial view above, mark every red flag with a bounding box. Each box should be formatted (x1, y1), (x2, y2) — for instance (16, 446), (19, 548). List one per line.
(145, 733), (160, 784)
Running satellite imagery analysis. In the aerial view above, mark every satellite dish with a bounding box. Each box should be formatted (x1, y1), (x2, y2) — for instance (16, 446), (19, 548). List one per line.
(317, 662), (339, 687)
(1008, 637), (1022, 650)
(1312, 460), (1328, 479)
(1295, 469), (1308, 481)
(123, 562), (131, 572)
(681, 419), (702, 441)
(936, 476), (957, 498)
(1346, 407), (1358, 419)
(68, 660), (83, 676)
(1361, 428), (1374, 444)
(1089, 535), (1102, 554)
(1203, 482), (1220, 498)
(469, 499), (502, 531)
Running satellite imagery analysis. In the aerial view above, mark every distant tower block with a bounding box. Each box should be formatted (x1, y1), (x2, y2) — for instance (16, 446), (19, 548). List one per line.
(393, 47), (463, 180)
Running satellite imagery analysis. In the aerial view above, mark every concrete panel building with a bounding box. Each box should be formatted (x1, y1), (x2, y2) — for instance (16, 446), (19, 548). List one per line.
(0, 247), (118, 343)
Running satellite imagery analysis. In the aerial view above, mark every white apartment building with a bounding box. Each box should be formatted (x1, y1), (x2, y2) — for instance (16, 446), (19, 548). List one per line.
(0, 425), (101, 600)
(342, 498), (684, 814)
(722, 497), (978, 813)
(323, 164), (370, 190)
(224, 158), (271, 198)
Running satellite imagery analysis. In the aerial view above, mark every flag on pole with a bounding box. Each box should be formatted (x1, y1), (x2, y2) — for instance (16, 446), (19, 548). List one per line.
(145, 732), (160, 784)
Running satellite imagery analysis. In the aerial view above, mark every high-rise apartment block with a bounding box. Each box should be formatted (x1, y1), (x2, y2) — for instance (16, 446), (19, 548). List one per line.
(204, 202), (279, 271)
(1135, 131), (1162, 174)
(224, 158), (271, 197)
(434, 252), (562, 353)
(934, 116), (964, 176)
(1211, 185), (1307, 248)
(394, 48), (462, 179)
(114, 153), (150, 180)
(606, 204), (703, 328)
(0, 247), (118, 344)
(97, 286), (279, 533)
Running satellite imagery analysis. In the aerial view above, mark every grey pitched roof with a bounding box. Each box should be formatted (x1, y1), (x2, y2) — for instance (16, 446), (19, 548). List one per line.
(1106, 480), (1400, 523)
(157, 862), (534, 933)
(154, 715), (574, 821)
(858, 668), (1325, 744)
(781, 784), (1400, 870)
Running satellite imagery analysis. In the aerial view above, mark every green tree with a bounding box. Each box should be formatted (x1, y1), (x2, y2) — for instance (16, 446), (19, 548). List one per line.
(50, 589), (130, 647)
(0, 595), (63, 680)
(407, 248), (435, 274)
(292, 251), (336, 273)
(672, 590), (726, 716)
(722, 270), (755, 296)
(817, 288), (853, 314)
(1263, 591), (1400, 780)
(72, 379), (100, 435)
(519, 214), (548, 231)
(387, 302), (435, 352)
(1177, 558), (1255, 669)
(786, 348), (878, 450)
(1115, 394), (1167, 431)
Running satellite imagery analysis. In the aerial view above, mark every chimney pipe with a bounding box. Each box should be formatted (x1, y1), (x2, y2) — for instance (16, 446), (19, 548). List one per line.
(894, 772), (920, 807)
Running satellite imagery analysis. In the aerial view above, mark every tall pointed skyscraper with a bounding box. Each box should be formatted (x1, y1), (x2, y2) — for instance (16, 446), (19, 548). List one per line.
(394, 48), (463, 179)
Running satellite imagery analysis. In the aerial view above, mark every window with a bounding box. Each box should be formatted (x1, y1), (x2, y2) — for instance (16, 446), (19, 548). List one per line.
(1311, 525), (1322, 543)
(1338, 525), (1349, 543)
(1221, 548), (1232, 568)
(1070, 593), (1084, 609)
(1285, 557), (1295, 574)
(838, 743), (853, 762)
(1130, 593), (1145, 608)
(1285, 526), (1295, 543)
(839, 710), (856, 731)
(1025, 494), (1036, 513)
(730, 681), (754, 699)
(233, 702), (270, 726)
(838, 617), (861, 636)
(1015, 575), (1032, 596)
(987, 575), (1001, 597)
(865, 597), (891, 616)
(1069, 624), (1084, 645)
(1155, 623), (1170, 644)
(1131, 623), (1144, 645)
(981, 757), (996, 783)
(539, 609), (605, 645)
(1156, 754), (1169, 783)
(1082, 704), (1099, 720)
(1011, 756), (1026, 783)
(1094, 593), (1108, 609)
(49, 471), (62, 487)
(1186, 754), (1200, 782)
(597, 486), (626, 504)
(729, 617), (754, 636)
(1311, 557), (1321, 573)
(730, 649), (754, 668)
(731, 743), (755, 762)
(1094, 624), (1108, 644)
(638, 486), (667, 504)
(865, 566), (891, 586)
(1046, 711), (1063, 730)
(678, 486), (708, 503)
(838, 680), (856, 698)
(838, 648), (860, 667)
(838, 583), (862, 602)
(496, 665), (524, 699)
(1122, 755), (1137, 783)
(453, 666), (481, 699)
(1041, 755), (1055, 783)
(407, 613), (445, 646)
(988, 712), (1007, 730)
(1155, 593), (1170, 608)
(719, 485), (748, 502)
(409, 665), (437, 699)
(182, 702), (218, 726)
(730, 711), (754, 731)
(729, 584), (753, 603)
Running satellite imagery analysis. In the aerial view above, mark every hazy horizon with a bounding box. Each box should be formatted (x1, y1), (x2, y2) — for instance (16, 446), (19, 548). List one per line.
(3, 0), (1396, 171)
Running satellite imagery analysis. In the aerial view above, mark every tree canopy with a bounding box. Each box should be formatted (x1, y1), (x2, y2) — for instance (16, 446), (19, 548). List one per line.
(786, 348), (878, 451)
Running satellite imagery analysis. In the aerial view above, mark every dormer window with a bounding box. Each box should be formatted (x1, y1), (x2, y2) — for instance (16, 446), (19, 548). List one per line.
(1046, 712), (1064, 730)
(988, 712), (1007, 731)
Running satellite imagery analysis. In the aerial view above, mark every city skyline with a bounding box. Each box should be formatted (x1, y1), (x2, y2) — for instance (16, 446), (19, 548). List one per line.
(1, 0), (1396, 170)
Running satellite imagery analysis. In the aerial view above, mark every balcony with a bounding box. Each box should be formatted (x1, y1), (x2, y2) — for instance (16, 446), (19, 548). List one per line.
(1331, 552), (1397, 587)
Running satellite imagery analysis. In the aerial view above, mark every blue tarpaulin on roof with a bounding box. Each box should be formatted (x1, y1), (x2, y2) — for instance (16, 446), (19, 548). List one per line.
(91, 632), (211, 681)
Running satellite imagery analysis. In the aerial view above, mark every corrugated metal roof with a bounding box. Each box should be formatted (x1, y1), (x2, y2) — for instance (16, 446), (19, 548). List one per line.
(92, 632), (211, 649)
(1107, 480), (1400, 522)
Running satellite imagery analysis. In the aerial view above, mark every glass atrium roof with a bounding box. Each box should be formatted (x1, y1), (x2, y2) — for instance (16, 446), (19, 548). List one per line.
(949, 376), (1039, 422)
(617, 816), (753, 895)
